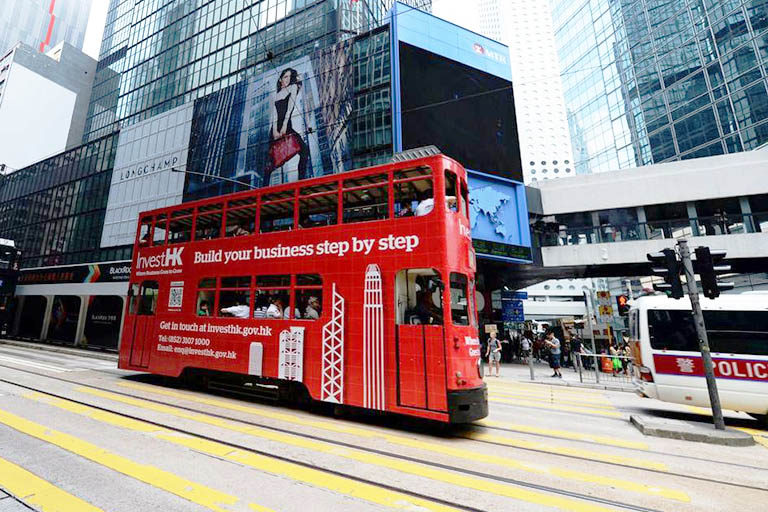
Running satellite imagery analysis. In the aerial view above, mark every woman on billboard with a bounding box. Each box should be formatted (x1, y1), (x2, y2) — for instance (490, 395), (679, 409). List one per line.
(267, 68), (310, 184)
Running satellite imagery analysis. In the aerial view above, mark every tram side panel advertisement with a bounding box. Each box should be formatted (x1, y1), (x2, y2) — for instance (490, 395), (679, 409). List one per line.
(184, 39), (356, 201)
(84, 295), (124, 350)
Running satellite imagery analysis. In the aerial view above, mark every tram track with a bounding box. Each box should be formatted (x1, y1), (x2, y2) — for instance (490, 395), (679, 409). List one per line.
(0, 364), (672, 512)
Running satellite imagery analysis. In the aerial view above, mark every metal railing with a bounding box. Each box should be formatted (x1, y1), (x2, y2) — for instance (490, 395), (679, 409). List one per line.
(538, 212), (768, 247)
(575, 353), (634, 387)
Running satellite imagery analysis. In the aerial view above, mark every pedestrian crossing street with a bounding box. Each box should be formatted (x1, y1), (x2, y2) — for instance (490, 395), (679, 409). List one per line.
(0, 356), (767, 511)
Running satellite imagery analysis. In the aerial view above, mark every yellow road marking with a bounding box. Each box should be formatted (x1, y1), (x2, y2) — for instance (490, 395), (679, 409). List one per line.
(488, 387), (613, 404)
(752, 436), (768, 449)
(0, 457), (105, 512)
(463, 431), (668, 472)
(487, 392), (617, 410)
(248, 505), (277, 512)
(28, 392), (459, 512)
(487, 381), (606, 396)
(57, 388), (687, 503)
(490, 397), (624, 418)
(0, 409), (240, 512)
(475, 419), (650, 450)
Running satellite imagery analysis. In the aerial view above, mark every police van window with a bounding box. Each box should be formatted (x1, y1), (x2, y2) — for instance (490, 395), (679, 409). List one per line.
(196, 278), (216, 317)
(138, 217), (152, 246)
(648, 309), (768, 355)
(169, 209), (193, 244)
(394, 167), (434, 218)
(138, 281), (159, 316)
(195, 203), (222, 241)
(450, 273), (470, 326)
(395, 269), (443, 325)
(153, 214), (167, 246)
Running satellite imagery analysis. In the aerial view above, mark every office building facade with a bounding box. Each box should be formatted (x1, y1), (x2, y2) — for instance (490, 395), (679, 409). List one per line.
(1, 2), (528, 348)
(553, 0), (768, 175)
(0, 0), (93, 56)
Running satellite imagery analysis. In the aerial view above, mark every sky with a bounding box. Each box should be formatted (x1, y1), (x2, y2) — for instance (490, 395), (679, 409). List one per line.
(82, 0), (109, 59)
(432, 0), (481, 33)
(79, 0), (480, 60)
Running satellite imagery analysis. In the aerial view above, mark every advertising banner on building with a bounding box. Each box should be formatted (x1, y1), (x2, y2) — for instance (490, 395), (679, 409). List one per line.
(84, 295), (123, 350)
(101, 103), (194, 248)
(18, 262), (131, 285)
(184, 41), (356, 200)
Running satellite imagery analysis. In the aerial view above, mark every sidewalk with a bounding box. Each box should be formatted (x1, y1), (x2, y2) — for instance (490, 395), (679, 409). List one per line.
(485, 360), (635, 392)
(0, 338), (118, 362)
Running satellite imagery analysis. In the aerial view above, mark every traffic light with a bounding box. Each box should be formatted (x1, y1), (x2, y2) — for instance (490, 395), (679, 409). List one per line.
(616, 294), (630, 316)
(694, 247), (734, 299)
(647, 248), (684, 299)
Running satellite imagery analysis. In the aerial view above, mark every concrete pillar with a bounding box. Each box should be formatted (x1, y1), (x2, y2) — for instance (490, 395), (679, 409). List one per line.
(740, 197), (756, 233)
(40, 295), (54, 341)
(74, 295), (89, 347)
(636, 207), (647, 239)
(116, 296), (127, 353)
(686, 202), (700, 237)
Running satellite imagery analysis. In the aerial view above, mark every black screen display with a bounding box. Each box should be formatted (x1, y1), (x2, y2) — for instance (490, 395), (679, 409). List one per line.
(399, 43), (522, 181)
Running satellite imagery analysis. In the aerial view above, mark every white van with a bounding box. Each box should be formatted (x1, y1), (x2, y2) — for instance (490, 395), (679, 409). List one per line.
(630, 294), (768, 424)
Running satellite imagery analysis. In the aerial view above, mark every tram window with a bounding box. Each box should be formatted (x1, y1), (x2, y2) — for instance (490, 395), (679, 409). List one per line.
(299, 193), (338, 228)
(296, 274), (323, 320)
(196, 278), (216, 316)
(168, 216), (192, 244)
(395, 269), (444, 325)
(254, 275), (292, 319)
(343, 173), (388, 188)
(218, 276), (251, 318)
(260, 200), (294, 233)
(128, 283), (140, 314)
(153, 215), (167, 246)
(226, 206), (256, 236)
(394, 167), (431, 180)
(394, 178), (433, 217)
(138, 281), (159, 316)
(342, 184), (388, 224)
(195, 213), (222, 240)
(450, 273), (470, 326)
(445, 171), (458, 213)
(138, 218), (152, 246)
(460, 180), (470, 219)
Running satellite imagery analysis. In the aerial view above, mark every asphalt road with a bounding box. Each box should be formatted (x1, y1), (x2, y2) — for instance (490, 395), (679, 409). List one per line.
(0, 342), (766, 512)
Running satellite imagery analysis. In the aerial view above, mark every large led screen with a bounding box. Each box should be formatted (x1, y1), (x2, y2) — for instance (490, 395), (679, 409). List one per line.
(399, 43), (522, 181)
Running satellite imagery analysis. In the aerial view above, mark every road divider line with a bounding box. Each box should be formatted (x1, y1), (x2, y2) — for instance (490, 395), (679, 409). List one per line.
(463, 431), (668, 472)
(0, 355), (69, 373)
(487, 392), (617, 410)
(475, 419), (650, 450)
(0, 408), (241, 512)
(61, 388), (688, 503)
(28, 392), (460, 512)
(489, 397), (624, 418)
(0, 456), (105, 512)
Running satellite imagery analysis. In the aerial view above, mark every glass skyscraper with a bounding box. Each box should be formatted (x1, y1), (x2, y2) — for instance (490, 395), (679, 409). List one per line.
(84, 0), (430, 143)
(0, 0), (93, 56)
(552, 0), (768, 174)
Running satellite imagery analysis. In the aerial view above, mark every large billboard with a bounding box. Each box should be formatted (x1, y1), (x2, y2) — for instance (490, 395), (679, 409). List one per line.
(398, 42), (522, 180)
(184, 41), (356, 200)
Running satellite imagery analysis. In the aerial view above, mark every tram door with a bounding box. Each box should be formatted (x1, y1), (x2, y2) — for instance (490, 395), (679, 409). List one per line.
(396, 270), (448, 411)
(127, 281), (158, 368)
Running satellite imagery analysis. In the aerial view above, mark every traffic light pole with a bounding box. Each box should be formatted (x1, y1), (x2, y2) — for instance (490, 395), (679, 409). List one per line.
(677, 239), (725, 430)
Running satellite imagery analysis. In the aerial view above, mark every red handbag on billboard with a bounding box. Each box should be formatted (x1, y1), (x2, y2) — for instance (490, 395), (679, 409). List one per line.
(269, 133), (302, 169)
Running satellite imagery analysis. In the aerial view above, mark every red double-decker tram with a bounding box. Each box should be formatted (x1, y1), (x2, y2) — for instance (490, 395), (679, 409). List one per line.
(119, 154), (487, 423)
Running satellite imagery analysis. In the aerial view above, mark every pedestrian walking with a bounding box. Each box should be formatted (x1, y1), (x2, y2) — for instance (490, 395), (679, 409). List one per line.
(486, 331), (502, 377)
(520, 332), (532, 363)
(570, 335), (583, 372)
(544, 331), (562, 378)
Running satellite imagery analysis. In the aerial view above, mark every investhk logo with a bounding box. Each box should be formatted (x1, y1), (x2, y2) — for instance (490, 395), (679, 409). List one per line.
(136, 247), (184, 270)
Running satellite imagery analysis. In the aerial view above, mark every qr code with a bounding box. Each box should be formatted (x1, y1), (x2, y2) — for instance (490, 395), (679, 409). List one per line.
(168, 287), (183, 308)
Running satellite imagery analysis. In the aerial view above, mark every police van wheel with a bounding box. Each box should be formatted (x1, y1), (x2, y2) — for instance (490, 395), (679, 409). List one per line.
(748, 413), (768, 427)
